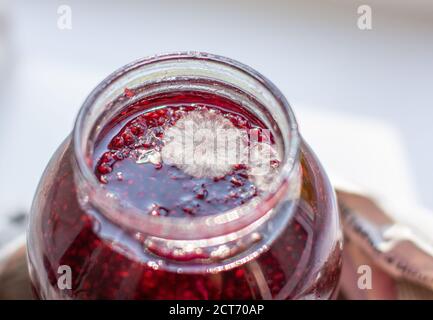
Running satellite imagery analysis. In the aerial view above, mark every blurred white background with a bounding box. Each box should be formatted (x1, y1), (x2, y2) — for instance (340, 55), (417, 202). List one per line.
(0, 0), (432, 243)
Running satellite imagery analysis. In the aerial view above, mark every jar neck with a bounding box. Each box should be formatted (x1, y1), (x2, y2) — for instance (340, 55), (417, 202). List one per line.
(72, 52), (301, 245)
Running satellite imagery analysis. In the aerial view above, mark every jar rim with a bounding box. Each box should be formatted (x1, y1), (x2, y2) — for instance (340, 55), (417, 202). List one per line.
(73, 51), (301, 240)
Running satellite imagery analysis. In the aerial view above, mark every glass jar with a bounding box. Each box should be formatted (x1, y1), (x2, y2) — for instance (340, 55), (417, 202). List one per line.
(27, 52), (342, 300)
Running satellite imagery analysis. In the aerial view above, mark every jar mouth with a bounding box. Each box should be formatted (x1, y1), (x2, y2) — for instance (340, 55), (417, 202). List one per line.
(73, 52), (301, 240)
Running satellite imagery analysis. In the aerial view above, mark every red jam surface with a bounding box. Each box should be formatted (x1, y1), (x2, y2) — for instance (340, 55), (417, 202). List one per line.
(94, 92), (276, 217)
(28, 91), (342, 300)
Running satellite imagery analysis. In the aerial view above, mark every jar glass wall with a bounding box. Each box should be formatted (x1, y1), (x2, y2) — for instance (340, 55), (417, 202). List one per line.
(27, 53), (342, 299)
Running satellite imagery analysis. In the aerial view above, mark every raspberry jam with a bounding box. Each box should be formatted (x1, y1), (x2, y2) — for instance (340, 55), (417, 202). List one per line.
(28, 53), (342, 299)
(94, 92), (278, 218)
